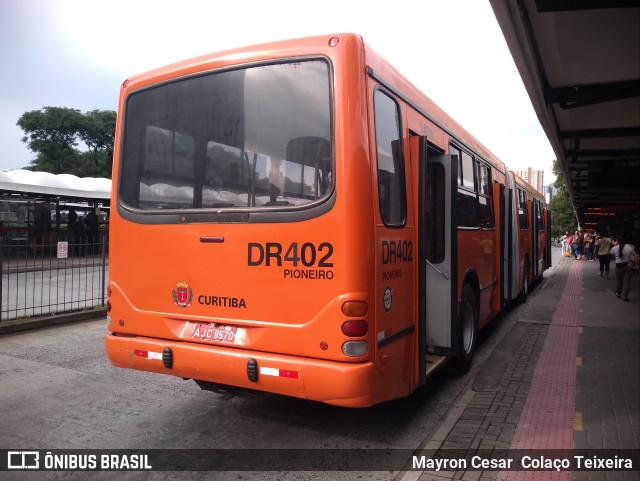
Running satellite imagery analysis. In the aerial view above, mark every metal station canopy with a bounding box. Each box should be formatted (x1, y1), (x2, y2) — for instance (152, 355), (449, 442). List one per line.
(0, 170), (111, 202)
(489, 0), (640, 232)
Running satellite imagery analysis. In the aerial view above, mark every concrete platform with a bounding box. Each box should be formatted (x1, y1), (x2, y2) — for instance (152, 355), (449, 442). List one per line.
(404, 249), (639, 481)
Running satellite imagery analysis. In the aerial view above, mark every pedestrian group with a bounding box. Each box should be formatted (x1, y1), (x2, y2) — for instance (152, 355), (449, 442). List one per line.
(560, 229), (638, 303)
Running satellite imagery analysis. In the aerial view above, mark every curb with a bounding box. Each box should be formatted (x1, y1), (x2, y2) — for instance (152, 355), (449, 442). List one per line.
(0, 308), (107, 335)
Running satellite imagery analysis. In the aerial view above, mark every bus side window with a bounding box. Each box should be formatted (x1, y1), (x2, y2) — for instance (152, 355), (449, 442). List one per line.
(426, 163), (445, 263)
(454, 147), (479, 228)
(457, 188), (479, 228)
(536, 200), (544, 229)
(451, 146), (462, 185)
(374, 90), (406, 227)
(477, 162), (494, 229)
(517, 187), (529, 230)
(461, 152), (474, 189)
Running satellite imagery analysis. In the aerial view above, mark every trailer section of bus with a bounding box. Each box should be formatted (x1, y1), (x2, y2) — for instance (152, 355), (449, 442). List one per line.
(512, 172), (549, 300)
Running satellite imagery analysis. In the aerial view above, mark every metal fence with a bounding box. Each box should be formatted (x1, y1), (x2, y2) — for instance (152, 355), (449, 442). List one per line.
(0, 237), (108, 321)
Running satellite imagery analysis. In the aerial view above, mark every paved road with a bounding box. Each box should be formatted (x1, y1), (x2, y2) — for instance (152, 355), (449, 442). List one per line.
(0, 254), (561, 481)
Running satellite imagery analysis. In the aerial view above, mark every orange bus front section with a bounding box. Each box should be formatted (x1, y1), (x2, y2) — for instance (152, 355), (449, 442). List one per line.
(104, 34), (407, 407)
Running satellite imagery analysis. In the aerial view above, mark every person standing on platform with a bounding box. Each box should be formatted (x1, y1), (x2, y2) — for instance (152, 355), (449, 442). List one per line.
(610, 234), (634, 302)
(575, 230), (585, 260)
(596, 231), (613, 279)
(584, 231), (593, 260)
(560, 231), (569, 253)
(73, 215), (86, 257)
(84, 209), (99, 255)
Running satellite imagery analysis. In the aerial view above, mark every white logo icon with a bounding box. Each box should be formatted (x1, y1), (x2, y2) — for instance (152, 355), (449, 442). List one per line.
(8, 451), (40, 469)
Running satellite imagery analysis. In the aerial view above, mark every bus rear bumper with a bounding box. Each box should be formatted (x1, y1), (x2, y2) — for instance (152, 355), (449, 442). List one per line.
(104, 333), (377, 407)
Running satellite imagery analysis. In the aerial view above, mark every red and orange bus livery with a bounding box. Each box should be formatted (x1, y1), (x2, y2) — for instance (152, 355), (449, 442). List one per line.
(105, 34), (550, 407)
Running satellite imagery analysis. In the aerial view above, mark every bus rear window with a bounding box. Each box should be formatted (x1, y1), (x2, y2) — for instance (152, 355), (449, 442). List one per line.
(119, 60), (333, 212)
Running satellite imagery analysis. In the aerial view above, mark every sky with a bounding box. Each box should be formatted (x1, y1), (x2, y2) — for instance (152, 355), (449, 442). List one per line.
(0, 0), (556, 182)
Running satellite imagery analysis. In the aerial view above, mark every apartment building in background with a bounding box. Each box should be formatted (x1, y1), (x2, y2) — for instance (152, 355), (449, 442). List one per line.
(516, 167), (544, 194)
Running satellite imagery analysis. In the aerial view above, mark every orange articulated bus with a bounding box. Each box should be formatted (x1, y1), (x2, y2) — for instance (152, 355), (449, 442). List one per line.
(105, 33), (550, 407)
(512, 173), (550, 300)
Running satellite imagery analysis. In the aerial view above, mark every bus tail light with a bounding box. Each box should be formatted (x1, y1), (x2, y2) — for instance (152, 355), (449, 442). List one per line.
(342, 301), (368, 317)
(341, 320), (368, 337)
(342, 341), (368, 357)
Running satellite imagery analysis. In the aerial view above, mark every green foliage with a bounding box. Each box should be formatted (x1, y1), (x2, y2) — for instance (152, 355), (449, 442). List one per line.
(17, 107), (116, 178)
(549, 188), (577, 238)
(552, 158), (569, 192)
(549, 159), (577, 237)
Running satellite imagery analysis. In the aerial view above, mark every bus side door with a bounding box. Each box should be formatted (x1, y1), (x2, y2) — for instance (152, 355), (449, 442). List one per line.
(413, 135), (458, 382)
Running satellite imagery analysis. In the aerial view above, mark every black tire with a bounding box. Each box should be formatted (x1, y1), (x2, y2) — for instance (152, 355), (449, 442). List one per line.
(454, 284), (478, 374)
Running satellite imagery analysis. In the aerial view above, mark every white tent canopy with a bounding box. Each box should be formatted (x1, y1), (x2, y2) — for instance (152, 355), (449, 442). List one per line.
(0, 170), (111, 200)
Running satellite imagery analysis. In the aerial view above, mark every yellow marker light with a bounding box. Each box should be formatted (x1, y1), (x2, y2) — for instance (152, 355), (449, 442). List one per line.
(341, 301), (368, 317)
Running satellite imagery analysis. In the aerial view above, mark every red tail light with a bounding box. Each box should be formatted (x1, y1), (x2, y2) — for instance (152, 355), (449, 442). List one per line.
(342, 320), (368, 337)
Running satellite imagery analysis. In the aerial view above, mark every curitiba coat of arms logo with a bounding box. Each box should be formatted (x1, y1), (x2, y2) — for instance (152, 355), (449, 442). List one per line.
(172, 282), (193, 308)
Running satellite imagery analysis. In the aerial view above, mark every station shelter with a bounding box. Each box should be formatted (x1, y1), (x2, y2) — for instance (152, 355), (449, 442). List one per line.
(0, 170), (110, 252)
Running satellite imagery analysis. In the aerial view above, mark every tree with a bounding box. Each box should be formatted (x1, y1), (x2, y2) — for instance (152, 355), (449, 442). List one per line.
(548, 159), (577, 239)
(79, 109), (117, 175)
(17, 107), (116, 178)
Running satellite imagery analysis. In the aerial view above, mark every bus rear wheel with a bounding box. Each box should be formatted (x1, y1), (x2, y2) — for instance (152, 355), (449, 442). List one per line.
(454, 284), (478, 374)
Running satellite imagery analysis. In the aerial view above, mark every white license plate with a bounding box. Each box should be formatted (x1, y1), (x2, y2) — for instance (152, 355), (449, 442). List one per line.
(192, 323), (237, 343)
